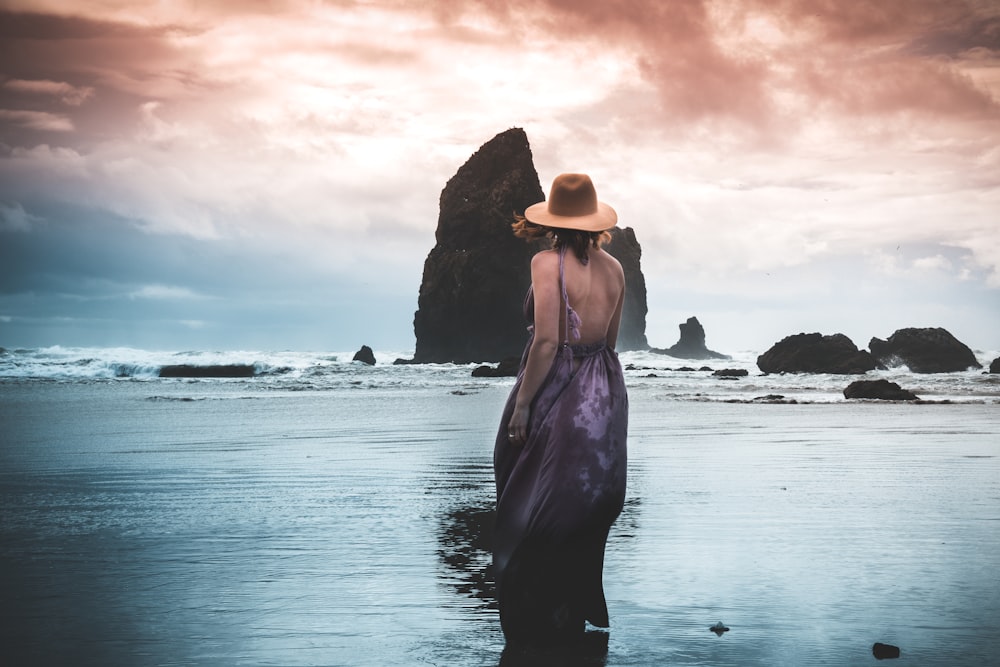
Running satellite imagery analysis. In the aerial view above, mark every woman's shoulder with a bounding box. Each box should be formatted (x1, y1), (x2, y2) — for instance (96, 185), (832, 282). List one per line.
(593, 248), (624, 273)
(530, 249), (560, 270)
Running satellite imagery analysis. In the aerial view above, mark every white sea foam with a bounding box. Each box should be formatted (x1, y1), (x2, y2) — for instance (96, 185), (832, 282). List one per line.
(1, 345), (997, 403)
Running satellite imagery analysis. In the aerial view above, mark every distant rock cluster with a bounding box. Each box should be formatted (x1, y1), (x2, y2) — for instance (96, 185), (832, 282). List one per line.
(757, 327), (982, 376)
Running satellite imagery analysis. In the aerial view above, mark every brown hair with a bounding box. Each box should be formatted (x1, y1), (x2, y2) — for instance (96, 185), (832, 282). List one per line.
(512, 214), (611, 263)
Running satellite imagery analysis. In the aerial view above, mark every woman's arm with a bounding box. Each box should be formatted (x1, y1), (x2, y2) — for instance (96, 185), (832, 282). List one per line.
(507, 251), (560, 445)
(606, 281), (625, 350)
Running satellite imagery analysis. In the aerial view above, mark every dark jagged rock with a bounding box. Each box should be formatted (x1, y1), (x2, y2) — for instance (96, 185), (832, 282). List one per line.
(650, 316), (729, 360)
(352, 345), (376, 365)
(844, 379), (919, 401)
(471, 357), (520, 377)
(159, 364), (255, 378)
(409, 128), (648, 364)
(713, 368), (748, 377)
(872, 642), (901, 660)
(869, 327), (981, 373)
(605, 226), (649, 351)
(990, 357), (1000, 373)
(411, 128), (544, 364)
(757, 333), (876, 374)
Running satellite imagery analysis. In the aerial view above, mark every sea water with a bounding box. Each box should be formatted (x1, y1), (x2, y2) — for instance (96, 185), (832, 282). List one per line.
(1, 347), (998, 666)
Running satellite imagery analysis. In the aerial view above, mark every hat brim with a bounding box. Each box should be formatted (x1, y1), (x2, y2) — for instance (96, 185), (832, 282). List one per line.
(523, 200), (618, 232)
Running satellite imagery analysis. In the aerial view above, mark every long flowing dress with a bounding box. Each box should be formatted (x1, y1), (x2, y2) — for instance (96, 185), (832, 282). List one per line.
(493, 247), (628, 644)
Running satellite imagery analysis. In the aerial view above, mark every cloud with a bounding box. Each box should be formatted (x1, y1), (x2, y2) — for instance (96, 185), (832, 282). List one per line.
(0, 200), (43, 232)
(0, 109), (73, 131)
(0, 0), (997, 351)
(912, 254), (953, 272)
(129, 284), (210, 301)
(3, 78), (95, 105)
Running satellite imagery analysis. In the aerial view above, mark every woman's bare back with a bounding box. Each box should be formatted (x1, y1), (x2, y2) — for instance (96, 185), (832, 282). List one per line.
(559, 247), (625, 347)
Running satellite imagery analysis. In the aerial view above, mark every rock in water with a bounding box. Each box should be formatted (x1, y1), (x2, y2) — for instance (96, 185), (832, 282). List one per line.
(757, 332), (876, 374)
(869, 327), (981, 373)
(605, 226), (649, 351)
(872, 642), (901, 660)
(411, 128), (544, 364)
(709, 621), (730, 636)
(410, 128), (649, 363)
(471, 358), (520, 377)
(844, 379), (918, 401)
(158, 364), (255, 378)
(990, 357), (1000, 373)
(651, 316), (730, 359)
(352, 345), (376, 365)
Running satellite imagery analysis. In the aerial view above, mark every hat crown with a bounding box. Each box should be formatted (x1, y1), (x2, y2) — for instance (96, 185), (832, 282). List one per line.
(523, 172), (617, 232)
(547, 173), (598, 217)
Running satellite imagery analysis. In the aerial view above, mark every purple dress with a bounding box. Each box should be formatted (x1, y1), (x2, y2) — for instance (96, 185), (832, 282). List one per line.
(493, 247), (628, 643)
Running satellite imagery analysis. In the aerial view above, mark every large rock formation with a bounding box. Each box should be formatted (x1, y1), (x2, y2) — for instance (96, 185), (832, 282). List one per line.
(409, 128), (648, 363)
(757, 333), (877, 374)
(869, 327), (981, 373)
(651, 316), (729, 359)
(990, 357), (1000, 374)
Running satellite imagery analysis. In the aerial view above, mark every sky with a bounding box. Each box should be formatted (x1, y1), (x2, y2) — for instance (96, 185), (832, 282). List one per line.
(1, 0), (998, 357)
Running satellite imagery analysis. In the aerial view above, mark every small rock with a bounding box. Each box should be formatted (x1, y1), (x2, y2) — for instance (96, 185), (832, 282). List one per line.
(844, 379), (918, 401)
(471, 358), (519, 377)
(872, 642), (901, 660)
(713, 368), (749, 377)
(352, 345), (376, 365)
(709, 621), (729, 636)
(158, 364), (256, 378)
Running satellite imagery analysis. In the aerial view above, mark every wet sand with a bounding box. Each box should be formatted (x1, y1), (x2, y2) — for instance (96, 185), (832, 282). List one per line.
(1, 381), (998, 666)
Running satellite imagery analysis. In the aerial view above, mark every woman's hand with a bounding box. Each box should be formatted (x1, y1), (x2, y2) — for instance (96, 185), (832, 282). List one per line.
(507, 404), (529, 446)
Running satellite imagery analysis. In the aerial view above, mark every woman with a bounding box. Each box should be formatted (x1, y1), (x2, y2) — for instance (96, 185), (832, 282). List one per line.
(493, 173), (629, 645)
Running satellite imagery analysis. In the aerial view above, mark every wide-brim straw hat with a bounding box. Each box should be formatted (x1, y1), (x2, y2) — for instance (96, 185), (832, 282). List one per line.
(524, 173), (617, 232)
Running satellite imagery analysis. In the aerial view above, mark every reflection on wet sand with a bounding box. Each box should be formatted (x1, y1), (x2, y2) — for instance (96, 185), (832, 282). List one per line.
(434, 465), (643, 666)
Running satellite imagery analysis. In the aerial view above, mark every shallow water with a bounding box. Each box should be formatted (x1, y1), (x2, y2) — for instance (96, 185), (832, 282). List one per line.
(1, 380), (998, 666)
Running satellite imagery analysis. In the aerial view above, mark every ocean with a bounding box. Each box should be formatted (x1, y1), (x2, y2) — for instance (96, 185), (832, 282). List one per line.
(1, 346), (998, 666)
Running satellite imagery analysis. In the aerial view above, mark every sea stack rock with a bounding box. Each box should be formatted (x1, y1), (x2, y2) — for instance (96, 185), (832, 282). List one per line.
(409, 128), (648, 363)
(869, 327), (981, 373)
(990, 357), (1000, 373)
(757, 333), (876, 374)
(652, 316), (730, 359)
(606, 226), (649, 351)
(352, 345), (376, 365)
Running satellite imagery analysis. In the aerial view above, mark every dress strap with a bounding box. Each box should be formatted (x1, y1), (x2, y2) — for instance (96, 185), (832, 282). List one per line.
(558, 247), (582, 344)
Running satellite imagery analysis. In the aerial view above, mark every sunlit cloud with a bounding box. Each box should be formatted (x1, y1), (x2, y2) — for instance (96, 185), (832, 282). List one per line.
(0, 109), (74, 131)
(129, 284), (210, 301)
(3, 78), (95, 105)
